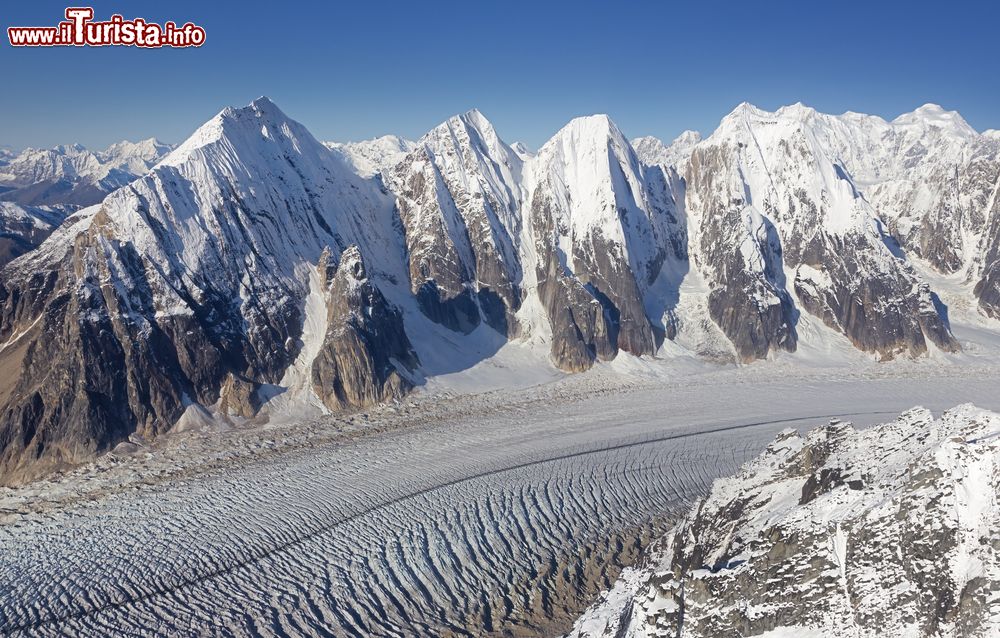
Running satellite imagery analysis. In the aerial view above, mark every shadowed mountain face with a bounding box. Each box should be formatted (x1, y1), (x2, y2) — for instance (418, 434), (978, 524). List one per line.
(525, 115), (686, 370)
(0, 99), (406, 483)
(0, 203), (71, 269)
(386, 110), (525, 337)
(0, 98), (990, 482)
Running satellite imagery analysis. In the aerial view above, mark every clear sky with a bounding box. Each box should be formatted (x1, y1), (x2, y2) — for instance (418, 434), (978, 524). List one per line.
(2, 0), (998, 151)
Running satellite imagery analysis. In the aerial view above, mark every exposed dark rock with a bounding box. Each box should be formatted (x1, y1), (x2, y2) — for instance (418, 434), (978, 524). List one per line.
(529, 187), (616, 372)
(310, 246), (418, 411)
(0, 203), (70, 269)
(973, 175), (1000, 318)
(686, 144), (798, 361)
(0, 98), (391, 484)
(218, 373), (263, 418)
(386, 111), (524, 337)
(684, 107), (959, 361)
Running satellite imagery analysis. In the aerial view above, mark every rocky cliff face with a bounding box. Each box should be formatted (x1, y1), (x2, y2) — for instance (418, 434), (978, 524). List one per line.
(569, 404), (1000, 638)
(682, 103), (958, 360)
(386, 110), (525, 337)
(814, 105), (999, 277)
(524, 115), (686, 370)
(972, 169), (1000, 318)
(310, 246), (418, 411)
(1, 98), (994, 482)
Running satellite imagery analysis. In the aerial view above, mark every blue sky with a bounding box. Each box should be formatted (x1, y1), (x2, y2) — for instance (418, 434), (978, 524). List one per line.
(2, 0), (998, 151)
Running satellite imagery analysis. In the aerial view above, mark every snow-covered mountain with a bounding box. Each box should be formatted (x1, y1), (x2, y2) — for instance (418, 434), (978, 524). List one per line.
(510, 141), (534, 161)
(568, 404), (1000, 637)
(0, 202), (72, 268)
(633, 130), (701, 168)
(385, 109), (525, 336)
(0, 138), (173, 207)
(0, 98), (407, 482)
(0, 97), (998, 482)
(682, 102), (957, 360)
(524, 114), (685, 370)
(325, 135), (416, 178)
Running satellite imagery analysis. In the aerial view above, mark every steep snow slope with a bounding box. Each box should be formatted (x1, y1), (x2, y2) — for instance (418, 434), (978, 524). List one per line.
(640, 103), (1000, 334)
(570, 404), (1000, 638)
(386, 109), (526, 336)
(2, 98), (1000, 482)
(325, 134), (416, 178)
(802, 104), (998, 276)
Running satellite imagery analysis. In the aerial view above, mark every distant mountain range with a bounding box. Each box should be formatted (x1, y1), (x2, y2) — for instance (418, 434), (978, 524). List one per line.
(1, 98), (998, 482)
(0, 138), (174, 268)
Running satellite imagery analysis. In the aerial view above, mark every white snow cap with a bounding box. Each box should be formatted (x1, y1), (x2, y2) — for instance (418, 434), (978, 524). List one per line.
(892, 103), (977, 137)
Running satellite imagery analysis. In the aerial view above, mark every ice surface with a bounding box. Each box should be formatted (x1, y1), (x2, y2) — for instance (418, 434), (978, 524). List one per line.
(1, 364), (998, 637)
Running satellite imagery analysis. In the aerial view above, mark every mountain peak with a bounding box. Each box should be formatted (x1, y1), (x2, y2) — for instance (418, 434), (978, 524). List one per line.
(159, 97), (323, 170)
(776, 102), (817, 119)
(250, 95), (279, 111)
(51, 143), (87, 156)
(549, 114), (626, 148)
(425, 109), (502, 144)
(452, 108), (500, 137)
(720, 102), (771, 125)
(671, 129), (702, 145)
(461, 107), (488, 123)
(892, 103), (976, 137)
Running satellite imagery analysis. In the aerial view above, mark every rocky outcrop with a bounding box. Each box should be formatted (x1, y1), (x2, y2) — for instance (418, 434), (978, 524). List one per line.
(685, 142), (798, 361)
(218, 373), (263, 418)
(821, 105), (1000, 276)
(310, 246), (417, 411)
(387, 110), (524, 337)
(0, 213), (209, 483)
(0, 98), (993, 483)
(529, 187), (617, 371)
(570, 405), (1000, 637)
(973, 171), (1000, 318)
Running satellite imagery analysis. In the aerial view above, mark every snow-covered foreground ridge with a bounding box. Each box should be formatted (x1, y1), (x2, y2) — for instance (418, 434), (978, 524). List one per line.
(568, 403), (1000, 638)
(1, 96), (1000, 482)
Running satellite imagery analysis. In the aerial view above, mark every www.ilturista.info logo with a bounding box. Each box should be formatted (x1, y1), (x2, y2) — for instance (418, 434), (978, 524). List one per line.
(8, 7), (206, 48)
